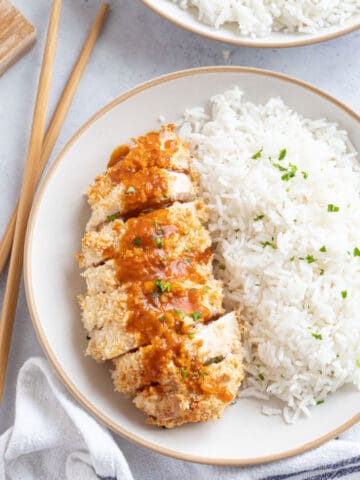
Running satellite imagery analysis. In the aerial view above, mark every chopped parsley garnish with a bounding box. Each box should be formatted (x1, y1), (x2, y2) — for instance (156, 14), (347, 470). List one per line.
(106, 212), (119, 222)
(219, 264), (226, 270)
(179, 368), (187, 379)
(281, 163), (297, 181)
(272, 162), (287, 172)
(251, 148), (263, 159)
(254, 282), (261, 286)
(174, 308), (186, 319)
(155, 237), (163, 248)
(341, 290), (347, 299)
(312, 333), (323, 340)
(258, 373), (265, 381)
(319, 245), (327, 252)
(154, 219), (164, 235)
(188, 333), (195, 340)
(353, 247), (360, 257)
(133, 237), (142, 246)
(356, 359), (360, 368)
(184, 257), (193, 264)
(202, 286), (210, 293)
(191, 311), (202, 321)
(327, 204), (340, 212)
(289, 256), (295, 262)
(301, 171), (308, 179)
(320, 269), (325, 275)
(126, 186), (136, 194)
(306, 255), (316, 264)
(158, 316), (167, 322)
(155, 279), (171, 293)
(316, 400), (324, 405)
(261, 241), (277, 249)
(278, 148), (287, 160)
(204, 356), (223, 366)
(254, 214), (264, 222)
(234, 228), (241, 232)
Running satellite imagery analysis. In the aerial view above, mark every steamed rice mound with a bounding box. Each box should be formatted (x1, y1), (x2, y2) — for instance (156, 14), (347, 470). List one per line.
(178, 87), (360, 422)
(172, 0), (360, 37)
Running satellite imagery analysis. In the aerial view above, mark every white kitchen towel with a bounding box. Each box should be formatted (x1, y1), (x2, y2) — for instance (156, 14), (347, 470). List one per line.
(1, 357), (360, 480)
(0, 357), (133, 480)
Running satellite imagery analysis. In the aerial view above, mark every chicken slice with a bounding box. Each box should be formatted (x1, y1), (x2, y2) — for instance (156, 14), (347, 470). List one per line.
(133, 353), (244, 428)
(78, 200), (209, 269)
(86, 168), (197, 231)
(81, 279), (224, 361)
(112, 311), (241, 394)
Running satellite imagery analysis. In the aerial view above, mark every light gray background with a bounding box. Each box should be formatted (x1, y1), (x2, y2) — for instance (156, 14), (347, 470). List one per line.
(0, 0), (359, 477)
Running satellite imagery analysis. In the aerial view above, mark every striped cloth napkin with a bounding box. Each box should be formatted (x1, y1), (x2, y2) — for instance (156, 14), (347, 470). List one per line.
(1, 357), (359, 480)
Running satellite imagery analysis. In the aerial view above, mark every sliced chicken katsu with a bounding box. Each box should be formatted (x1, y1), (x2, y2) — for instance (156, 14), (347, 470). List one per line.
(85, 125), (197, 230)
(81, 278), (224, 361)
(134, 353), (243, 428)
(112, 312), (241, 394)
(78, 200), (209, 269)
(77, 125), (244, 428)
(86, 169), (197, 231)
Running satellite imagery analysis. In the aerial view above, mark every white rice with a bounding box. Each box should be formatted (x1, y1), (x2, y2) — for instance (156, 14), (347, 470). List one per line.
(177, 87), (360, 422)
(172, 0), (360, 37)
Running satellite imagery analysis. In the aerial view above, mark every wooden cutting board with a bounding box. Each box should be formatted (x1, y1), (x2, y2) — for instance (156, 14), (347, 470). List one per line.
(0, 0), (36, 76)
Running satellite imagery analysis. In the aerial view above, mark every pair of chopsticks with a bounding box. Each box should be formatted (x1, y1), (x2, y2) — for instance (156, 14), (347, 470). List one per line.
(0, 1), (109, 401)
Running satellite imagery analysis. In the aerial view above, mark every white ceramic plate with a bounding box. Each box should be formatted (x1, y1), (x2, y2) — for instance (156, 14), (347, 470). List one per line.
(25, 67), (360, 465)
(141, 0), (360, 47)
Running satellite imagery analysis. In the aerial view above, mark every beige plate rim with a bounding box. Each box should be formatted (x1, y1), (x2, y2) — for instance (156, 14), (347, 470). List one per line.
(140, 0), (360, 48)
(24, 66), (360, 466)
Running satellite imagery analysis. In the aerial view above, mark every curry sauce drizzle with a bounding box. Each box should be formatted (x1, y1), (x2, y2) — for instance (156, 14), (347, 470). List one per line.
(101, 134), (233, 402)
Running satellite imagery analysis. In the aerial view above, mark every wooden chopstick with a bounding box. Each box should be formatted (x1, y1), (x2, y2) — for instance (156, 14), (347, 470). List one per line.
(0, 0), (62, 400)
(0, 3), (109, 276)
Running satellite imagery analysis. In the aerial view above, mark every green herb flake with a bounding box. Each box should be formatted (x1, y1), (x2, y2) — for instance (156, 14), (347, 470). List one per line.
(320, 269), (325, 276)
(261, 241), (277, 249)
(155, 279), (171, 293)
(353, 247), (360, 257)
(272, 162), (287, 172)
(289, 256), (295, 262)
(319, 245), (327, 252)
(155, 237), (163, 248)
(312, 333), (323, 340)
(327, 204), (340, 212)
(202, 286), (210, 293)
(251, 148), (263, 159)
(258, 373), (265, 381)
(184, 257), (193, 264)
(173, 308), (186, 319)
(306, 255), (317, 264)
(179, 368), (187, 379)
(278, 148), (287, 160)
(188, 333), (195, 340)
(133, 237), (142, 246)
(204, 356), (223, 366)
(126, 186), (136, 194)
(356, 359), (360, 368)
(158, 316), (167, 322)
(341, 290), (347, 299)
(281, 163), (297, 181)
(234, 228), (241, 232)
(219, 264), (226, 270)
(254, 214), (264, 222)
(316, 400), (324, 405)
(106, 212), (120, 222)
(191, 311), (202, 321)
(301, 171), (309, 179)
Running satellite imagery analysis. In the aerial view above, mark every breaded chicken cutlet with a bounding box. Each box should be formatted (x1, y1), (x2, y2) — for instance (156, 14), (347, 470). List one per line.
(77, 124), (244, 428)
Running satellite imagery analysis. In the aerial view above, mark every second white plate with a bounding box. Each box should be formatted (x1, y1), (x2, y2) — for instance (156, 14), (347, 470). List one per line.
(142, 0), (360, 47)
